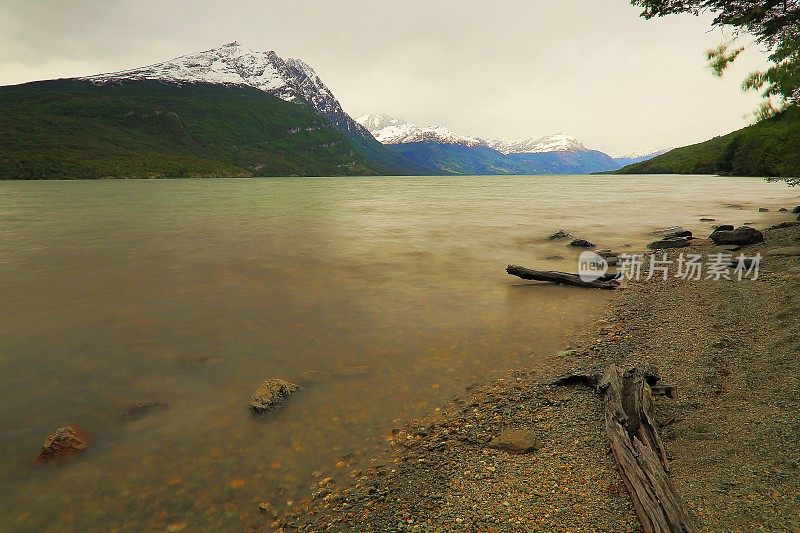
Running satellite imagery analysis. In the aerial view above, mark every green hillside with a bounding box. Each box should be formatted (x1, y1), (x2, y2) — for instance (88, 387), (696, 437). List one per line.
(0, 79), (406, 179)
(617, 107), (800, 178)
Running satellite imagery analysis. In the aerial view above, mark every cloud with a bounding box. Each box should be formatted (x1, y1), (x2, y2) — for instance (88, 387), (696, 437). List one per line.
(0, 0), (771, 154)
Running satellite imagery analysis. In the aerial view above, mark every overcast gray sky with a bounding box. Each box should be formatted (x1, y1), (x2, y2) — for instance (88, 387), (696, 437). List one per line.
(0, 0), (770, 155)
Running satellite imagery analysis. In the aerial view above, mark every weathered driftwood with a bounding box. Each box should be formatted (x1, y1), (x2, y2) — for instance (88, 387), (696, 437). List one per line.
(506, 265), (619, 290)
(598, 365), (698, 533)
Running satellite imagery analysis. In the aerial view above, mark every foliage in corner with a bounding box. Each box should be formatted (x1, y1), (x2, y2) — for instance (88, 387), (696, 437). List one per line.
(631, 0), (800, 116)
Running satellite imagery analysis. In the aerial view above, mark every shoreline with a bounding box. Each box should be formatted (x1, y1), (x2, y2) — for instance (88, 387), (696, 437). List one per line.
(277, 217), (800, 532)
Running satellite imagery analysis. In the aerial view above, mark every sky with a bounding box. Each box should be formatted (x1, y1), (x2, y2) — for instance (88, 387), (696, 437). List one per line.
(0, 0), (772, 155)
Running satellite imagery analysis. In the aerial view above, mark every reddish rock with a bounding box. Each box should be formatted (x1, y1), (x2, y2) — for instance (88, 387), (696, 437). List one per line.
(35, 425), (88, 463)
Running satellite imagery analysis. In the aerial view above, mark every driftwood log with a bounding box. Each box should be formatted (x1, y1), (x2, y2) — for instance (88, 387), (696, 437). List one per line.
(506, 265), (619, 290)
(554, 365), (697, 533)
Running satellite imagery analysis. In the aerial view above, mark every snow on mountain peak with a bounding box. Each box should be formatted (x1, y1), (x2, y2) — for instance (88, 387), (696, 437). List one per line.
(615, 147), (672, 159)
(80, 42), (366, 135)
(358, 115), (588, 154)
(485, 133), (585, 155)
(355, 115), (485, 147)
(355, 114), (409, 132)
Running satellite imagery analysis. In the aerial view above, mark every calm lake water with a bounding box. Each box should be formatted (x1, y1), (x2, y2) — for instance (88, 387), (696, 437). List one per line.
(0, 175), (796, 531)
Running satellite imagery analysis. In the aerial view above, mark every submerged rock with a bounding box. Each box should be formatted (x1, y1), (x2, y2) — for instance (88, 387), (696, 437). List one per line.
(120, 401), (169, 421)
(700, 217), (716, 221)
(35, 426), (88, 463)
(663, 229), (692, 240)
(545, 255), (565, 260)
(758, 207), (770, 212)
(778, 208), (788, 212)
(488, 429), (543, 454)
(709, 226), (764, 246)
(546, 229), (573, 240)
(568, 238), (595, 248)
(792, 206), (800, 213)
(249, 379), (300, 413)
(649, 225), (686, 236)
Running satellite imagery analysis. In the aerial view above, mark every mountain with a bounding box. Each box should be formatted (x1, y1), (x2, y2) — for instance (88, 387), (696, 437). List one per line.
(0, 43), (424, 179)
(485, 133), (587, 155)
(356, 114), (622, 174)
(612, 148), (672, 167)
(616, 108), (800, 178)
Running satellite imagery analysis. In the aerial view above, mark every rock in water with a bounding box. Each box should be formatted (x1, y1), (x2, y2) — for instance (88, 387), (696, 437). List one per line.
(488, 429), (543, 454)
(568, 238), (596, 248)
(700, 217), (716, 221)
(249, 379), (300, 413)
(711, 224), (734, 232)
(758, 207), (770, 212)
(120, 401), (169, 421)
(709, 226), (764, 246)
(663, 229), (692, 239)
(35, 426), (88, 462)
(778, 208), (788, 212)
(546, 229), (573, 240)
(792, 206), (800, 213)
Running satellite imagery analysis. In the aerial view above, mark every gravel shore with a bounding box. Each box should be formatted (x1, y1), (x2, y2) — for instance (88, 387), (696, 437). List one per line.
(277, 222), (800, 532)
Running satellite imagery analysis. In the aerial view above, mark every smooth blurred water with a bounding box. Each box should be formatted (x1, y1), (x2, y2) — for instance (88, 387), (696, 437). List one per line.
(0, 175), (796, 531)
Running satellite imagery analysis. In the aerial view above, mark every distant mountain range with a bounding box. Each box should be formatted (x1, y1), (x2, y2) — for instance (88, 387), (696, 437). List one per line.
(0, 42), (667, 179)
(355, 114), (668, 175)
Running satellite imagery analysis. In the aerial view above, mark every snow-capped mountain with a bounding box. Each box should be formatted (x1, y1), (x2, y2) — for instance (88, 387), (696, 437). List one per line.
(485, 133), (586, 155)
(613, 147), (672, 166)
(356, 114), (588, 155)
(355, 114), (485, 147)
(82, 42), (367, 135)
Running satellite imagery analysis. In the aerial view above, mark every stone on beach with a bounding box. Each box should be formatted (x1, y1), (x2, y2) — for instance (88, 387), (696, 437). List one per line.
(709, 226), (764, 246)
(249, 379), (300, 413)
(765, 247), (800, 257)
(488, 429), (543, 454)
(647, 238), (690, 250)
(35, 425), (88, 463)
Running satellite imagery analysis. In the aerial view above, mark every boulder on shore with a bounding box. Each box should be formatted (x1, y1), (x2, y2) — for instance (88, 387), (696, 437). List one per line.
(546, 229), (573, 240)
(792, 206), (800, 213)
(709, 226), (764, 246)
(568, 238), (595, 248)
(488, 429), (543, 454)
(35, 426), (88, 463)
(249, 379), (300, 413)
(766, 221), (800, 231)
